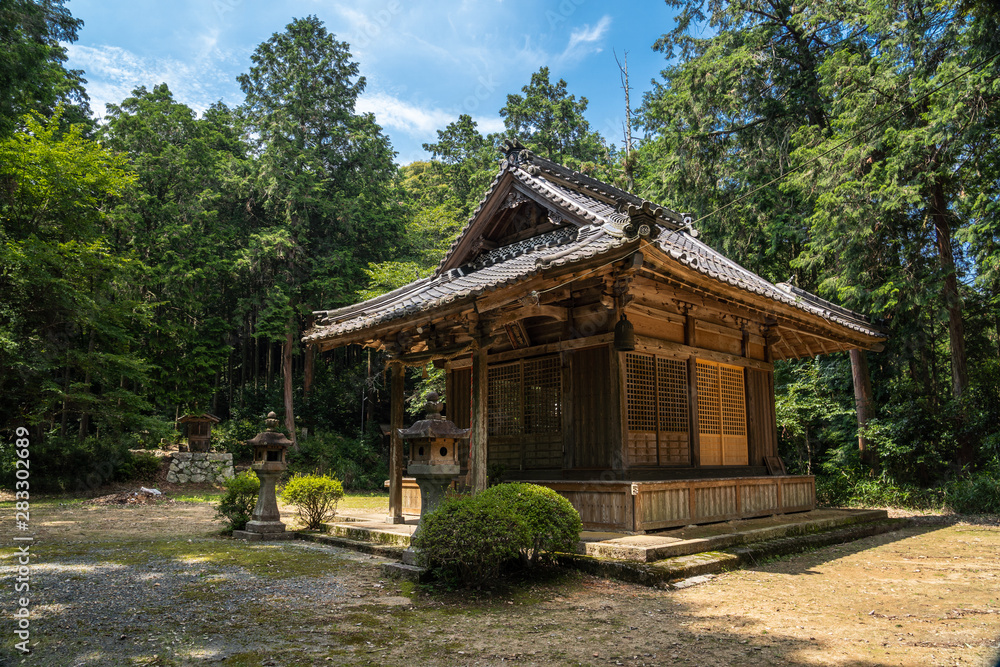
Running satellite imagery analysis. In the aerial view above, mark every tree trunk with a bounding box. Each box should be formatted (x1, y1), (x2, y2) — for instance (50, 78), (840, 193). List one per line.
(282, 322), (297, 449)
(930, 183), (968, 399)
(303, 342), (315, 396)
(804, 428), (812, 475)
(77, 329), (96, 442)
(60, 361), (70, 438)
(266, 340), (274, 391)
(850, 348), (875, 467)
(253, 314), (259, 391)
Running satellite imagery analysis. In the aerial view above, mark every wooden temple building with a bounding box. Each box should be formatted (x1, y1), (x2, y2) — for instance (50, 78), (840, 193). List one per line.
(303, 142), (886, 533)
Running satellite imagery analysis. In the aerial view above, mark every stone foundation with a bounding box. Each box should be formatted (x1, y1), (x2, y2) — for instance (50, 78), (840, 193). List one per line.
(166, 452), (234, 484)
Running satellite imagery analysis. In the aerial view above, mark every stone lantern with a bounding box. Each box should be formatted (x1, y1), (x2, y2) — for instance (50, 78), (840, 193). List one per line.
(398, 393), (468, 546)
(232, 412), (295, 541)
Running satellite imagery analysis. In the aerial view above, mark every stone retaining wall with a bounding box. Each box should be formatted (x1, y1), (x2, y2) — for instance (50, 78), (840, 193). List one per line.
(166, 452), (234, 484)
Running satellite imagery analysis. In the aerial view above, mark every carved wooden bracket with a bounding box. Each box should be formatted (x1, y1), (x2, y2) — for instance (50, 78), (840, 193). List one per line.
(502, 190), (529, 210)
(673, 300), (696, 316)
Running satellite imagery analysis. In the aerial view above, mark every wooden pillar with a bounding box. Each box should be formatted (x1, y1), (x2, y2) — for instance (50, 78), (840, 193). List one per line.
(609, 347), (626, 472)
(688, 356), (701, 467)
(470, 343), (489, 493)
(386, 361), (405, 524)
(849, 348), (874, 466)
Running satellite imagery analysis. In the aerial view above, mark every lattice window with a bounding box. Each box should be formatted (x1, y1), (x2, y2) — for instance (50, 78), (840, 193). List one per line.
(523, 356), (561, 434)
(625, 353), (657, 431)
(488, 362), (521, 437)
(487, 355), (561, 437)
(696, 359), (747, 465)
(657, 357), (689, 433)
(696, 361), (722, 437)
(719, 365), (747, 436)
(626, 352), (692, 466)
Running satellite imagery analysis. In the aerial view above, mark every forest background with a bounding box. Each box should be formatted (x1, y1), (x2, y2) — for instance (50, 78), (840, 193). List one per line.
(2, 0), (998, 510)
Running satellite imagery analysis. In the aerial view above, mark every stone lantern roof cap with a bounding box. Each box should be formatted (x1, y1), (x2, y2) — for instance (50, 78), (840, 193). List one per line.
(397, 420), (470, 440)
(398, 392), (470, 440)
(247, 411), (293, 448)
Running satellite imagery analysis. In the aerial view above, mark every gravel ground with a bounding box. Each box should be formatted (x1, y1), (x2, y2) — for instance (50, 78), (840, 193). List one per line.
(22, 540), (391, 664)
(3, 499), (999, 666)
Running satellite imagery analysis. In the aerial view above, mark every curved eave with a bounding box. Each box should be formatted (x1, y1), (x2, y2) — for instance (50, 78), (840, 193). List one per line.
(639, 242), (885, 358)
(303, 235), (639, 350)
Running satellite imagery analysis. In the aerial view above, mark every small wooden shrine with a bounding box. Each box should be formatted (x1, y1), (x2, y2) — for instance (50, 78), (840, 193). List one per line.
(178, 413), (220, 452)
(304, 142), (886, 532)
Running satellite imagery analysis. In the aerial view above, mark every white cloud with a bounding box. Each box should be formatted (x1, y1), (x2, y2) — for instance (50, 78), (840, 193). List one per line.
(356, 92), (456, 137)
(66, 43), (242, 117)
(357, 91), (506, 139)
(476, 117), (506, 134)
(557, 15), (612, 65)
(355, 90), (506, 163)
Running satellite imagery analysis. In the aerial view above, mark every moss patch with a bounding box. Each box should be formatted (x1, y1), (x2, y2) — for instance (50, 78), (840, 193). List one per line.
(41, 538), (349, 579)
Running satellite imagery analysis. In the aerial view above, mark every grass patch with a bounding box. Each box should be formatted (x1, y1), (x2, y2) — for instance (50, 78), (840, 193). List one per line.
(221, 651), (268, 666)
(171, 491), (225, 503)
(51, 538), (349, 579)
(339, 491), (389, 512)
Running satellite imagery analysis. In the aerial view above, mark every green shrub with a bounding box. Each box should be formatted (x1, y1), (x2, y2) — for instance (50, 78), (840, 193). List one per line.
(945, 468), (1000, 514)
(286, 428), (387, 490)
(281, 473), (345, 529)
(1, 434), (164, 492)
(211, 419), (260, 461)
(216, 470), (260, 532)
(123, 451), (162, 482)
(477, 482), (582, 566)
(411, 494), (530, 587)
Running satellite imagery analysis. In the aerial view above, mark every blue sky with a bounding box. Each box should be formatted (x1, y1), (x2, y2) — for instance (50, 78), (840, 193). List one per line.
(64, 0), (681, 164)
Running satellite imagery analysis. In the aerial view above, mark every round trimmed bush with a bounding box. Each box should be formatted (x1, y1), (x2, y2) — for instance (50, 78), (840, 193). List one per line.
(282, 473), (345, 529)
(216, 470), (260, 532)
(478, 482), (582, 566)
(411, 494), (530, 587)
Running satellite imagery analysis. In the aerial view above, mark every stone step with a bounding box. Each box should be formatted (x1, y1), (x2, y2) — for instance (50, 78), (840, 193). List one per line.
(559, 517), (910, 588)
(297, 532), (406, 559)
(581, 509), (890, 562)
(319, 522), (413, 547)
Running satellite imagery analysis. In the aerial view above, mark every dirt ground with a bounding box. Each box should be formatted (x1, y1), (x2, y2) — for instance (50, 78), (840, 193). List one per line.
(2, 498), (999, 666)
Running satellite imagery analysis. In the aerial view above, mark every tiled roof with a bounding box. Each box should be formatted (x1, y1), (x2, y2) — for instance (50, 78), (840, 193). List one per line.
(306, 149), (885, 345)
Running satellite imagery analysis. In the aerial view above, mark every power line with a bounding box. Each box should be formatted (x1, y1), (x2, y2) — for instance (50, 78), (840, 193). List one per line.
(522, 47), (999, 299)
(691, 49), (1000, 227)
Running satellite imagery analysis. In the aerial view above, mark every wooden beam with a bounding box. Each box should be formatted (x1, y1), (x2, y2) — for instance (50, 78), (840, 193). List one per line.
(695, 319), (743, 340)
(386, 362), (405, 524)
(314, 302), (474, 351)
(628, 300), (686, 326)
(447, 332), (616, 369)
(634, 334), (774, 372)
(494, 304), (568, 327)
(394, 340), (481, 366)
(638, 258), (884, 351)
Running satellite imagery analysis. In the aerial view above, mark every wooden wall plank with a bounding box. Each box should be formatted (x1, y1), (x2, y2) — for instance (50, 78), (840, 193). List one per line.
(570, 345), (613, 468)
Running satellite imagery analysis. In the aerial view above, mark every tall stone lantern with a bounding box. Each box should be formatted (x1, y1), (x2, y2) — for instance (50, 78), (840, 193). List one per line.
(397, 393), (468, 565)
(232, 412), (295, 541)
